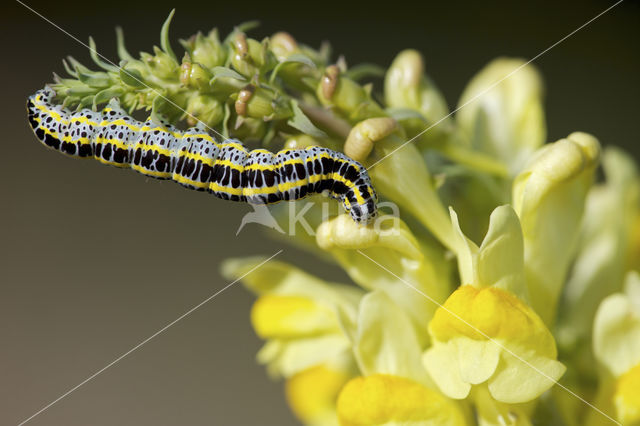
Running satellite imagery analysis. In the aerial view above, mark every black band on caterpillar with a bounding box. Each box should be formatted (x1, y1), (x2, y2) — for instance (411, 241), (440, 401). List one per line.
(26, 87), (378, 223)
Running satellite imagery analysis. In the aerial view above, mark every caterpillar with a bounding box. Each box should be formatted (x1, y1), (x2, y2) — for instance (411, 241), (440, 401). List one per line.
(26, 87), (377, 224)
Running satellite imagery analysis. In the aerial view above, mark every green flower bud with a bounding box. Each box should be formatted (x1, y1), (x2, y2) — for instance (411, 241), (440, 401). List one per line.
(179, 58), (213, 90)
(233, 85), (292, 121)
(270, 32), (299, 61)
(141, 46), (179, 81)
(317, 65), (385, 123)
(185, 94), (224, 127)
(230, 33), (277, 78)
(180, 29), (227, 69)
(231, 116), (267, 142)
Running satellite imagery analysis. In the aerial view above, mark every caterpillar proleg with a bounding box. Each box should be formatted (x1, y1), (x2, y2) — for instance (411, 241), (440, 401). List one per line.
(26, 87), (378, 223)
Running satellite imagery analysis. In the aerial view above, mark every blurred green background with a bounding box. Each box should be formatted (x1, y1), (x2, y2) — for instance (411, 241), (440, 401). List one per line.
(1, 0), (638, 424)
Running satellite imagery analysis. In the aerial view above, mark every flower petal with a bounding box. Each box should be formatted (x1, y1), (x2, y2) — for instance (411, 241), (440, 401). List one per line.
(513, 132), (600, 325)
(257, 335), (351, 379)
(353, 291), (430, 385)
(423, 342), (472, 399)
(251, 295), (341, 339)
(593, 272), (640, 377)
(476, 206), (527, 301)
(285, 364), (350, 426)
(488, 348), (565, 403)
(337, 374), (468, 426)
(456, 338), (501, 385)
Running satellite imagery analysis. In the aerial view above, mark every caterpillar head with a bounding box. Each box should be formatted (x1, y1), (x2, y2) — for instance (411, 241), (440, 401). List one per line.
(344, 187), (378, 225)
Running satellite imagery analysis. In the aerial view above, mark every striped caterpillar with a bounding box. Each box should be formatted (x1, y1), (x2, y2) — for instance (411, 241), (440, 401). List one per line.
(26, 87), (377, 224)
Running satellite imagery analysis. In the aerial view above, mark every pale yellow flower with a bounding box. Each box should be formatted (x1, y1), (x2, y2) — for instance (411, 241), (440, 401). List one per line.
(221, 257), (361, 378)
(513, 132), (600, 325)
(559, 147), (640, 345)
(588, 272), (640, 425)
(456, 58), (545, 173)
(221, 258), (362, 425)
(424, 206), (565, 424)
(337, 291), (469, 426)
(317, 213), (452, 341)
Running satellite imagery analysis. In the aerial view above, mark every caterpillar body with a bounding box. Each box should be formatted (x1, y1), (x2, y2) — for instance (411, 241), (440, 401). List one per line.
(26, 87), (377, 223)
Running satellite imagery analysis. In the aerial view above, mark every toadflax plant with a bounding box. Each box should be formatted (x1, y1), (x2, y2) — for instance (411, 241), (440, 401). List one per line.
(48, 11), (639, 426)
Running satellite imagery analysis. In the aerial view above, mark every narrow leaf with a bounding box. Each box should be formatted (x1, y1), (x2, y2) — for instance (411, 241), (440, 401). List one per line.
(287, 100), (328, 139)
(160, 9), (177, 61)
(88, 36), (119, 72)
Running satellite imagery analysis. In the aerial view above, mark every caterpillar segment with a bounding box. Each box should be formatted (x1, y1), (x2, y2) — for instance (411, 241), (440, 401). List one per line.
(26, 87), (378, 224)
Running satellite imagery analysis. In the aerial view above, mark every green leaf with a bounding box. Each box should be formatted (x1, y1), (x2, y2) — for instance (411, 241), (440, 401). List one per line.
(66, 56), (91, 74)
(287, 100), (328, 139)
(76, 69), (111, 89)
(88, 36), (119, 72)
(210, 66), (247, 82)
(119, 66), (146, 88)
(61, 58), (77, 77)
(221, 102), (232, 139)
(115, 26), (135, 62)
(269, 53), (317, 84)
(93, 86), (126, 108)
(67, 85), (98, 98)
(78, 95), (95, 109)
(344, 63), (385, 81)
(386, 107), (428, 123)
(159, 9), (177, 61)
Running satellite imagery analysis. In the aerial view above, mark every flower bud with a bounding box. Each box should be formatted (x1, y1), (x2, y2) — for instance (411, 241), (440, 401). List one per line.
(230, 33), (277, 77)
(316, 214), (421, 260)
(233, 85), (292, 120)
(366, 129), (455, 251)
(513, 132), (600, 325)
(185, 94), (223, 127)
(457, 58), (546, 173)
(270, 31), (299, 61)
(180, 29), (227, 69)
(141, 46), (179, 81)
(559, 147), (640, 346)
(317, 65), (385, 122)
(179, 59), (212, 90)
(231, 116), (267, 142)
(344, 117), (397, 162)
(384, 49), (450, 126)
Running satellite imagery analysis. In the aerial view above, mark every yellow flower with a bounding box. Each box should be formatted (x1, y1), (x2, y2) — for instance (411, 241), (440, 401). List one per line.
(456, 58), (545, 173)
(286, 364), (351, 426)
(220, 258), (362, 378)
(614, 363), (640, 425)
(337, 374), (467, 426)
(384, 49), (452, 137)
(589, 272), (640, 425)
(559, 147), (640, 345)
(344, 117), (457, 251)
(317, 214), (452, 342)
(513, 132), (600, 325)
(338, 291), (469, 425)
(424, 206), (565, 423)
